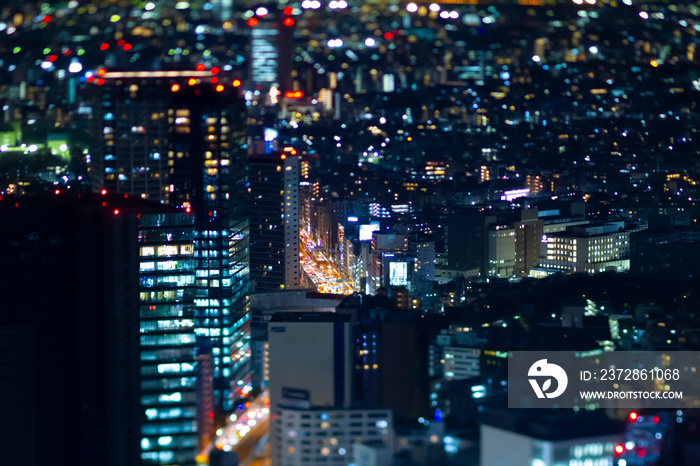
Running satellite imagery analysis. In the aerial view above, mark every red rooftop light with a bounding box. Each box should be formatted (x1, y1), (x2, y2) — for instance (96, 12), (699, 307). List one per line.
(248, 18), (259, 26)
(211, 66), (220, 75)
(283, 6), (293, 15)
(283, 18), (295, 26)
(100, 43), (109, 51)
(123, 43), (132, 51)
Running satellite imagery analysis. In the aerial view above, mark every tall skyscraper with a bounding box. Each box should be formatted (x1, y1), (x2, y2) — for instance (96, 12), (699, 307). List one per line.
(248, 150), (300, 291)
(90, 72), (250, 413)
(0, 196), (213, 466)
(138, 212), (200, 464)
(0, 197), (142, 466)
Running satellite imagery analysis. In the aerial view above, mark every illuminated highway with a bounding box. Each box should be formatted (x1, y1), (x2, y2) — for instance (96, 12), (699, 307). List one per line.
(199, 393), (271, 465)
(299, 229), (355, 295)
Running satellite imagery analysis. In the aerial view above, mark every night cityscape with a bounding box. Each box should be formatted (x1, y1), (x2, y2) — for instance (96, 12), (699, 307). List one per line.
(1, 0), (700, 465)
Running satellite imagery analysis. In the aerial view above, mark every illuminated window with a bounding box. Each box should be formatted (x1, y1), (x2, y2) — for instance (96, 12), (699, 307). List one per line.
(141, 247), (155, 257)
(158, 245), (179, 256)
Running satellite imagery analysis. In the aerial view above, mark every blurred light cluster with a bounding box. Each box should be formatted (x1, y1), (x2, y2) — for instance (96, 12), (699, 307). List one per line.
(301, 0), (322, 9)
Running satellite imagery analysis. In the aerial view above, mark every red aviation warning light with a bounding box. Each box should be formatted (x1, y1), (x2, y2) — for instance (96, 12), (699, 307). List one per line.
(284, 90), (303, 99)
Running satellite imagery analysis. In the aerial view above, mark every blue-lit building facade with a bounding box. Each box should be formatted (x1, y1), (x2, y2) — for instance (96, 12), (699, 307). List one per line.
(92, 73), (251, 418)
(168, 84), (251, 411)
(138, 212), (199, 464)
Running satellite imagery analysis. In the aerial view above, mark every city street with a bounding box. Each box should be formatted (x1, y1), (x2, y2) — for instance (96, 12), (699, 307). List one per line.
(299, 229), (355, 295)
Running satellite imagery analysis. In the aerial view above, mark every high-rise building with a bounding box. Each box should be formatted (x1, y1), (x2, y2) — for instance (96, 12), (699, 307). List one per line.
(90, 73), (250, 413)
(138, 212), (200, 464)
(267, 312), (394, 466)
(0, 197), (142, 466)
(0, 196), (214, 466)
(248, 150), (300, 291)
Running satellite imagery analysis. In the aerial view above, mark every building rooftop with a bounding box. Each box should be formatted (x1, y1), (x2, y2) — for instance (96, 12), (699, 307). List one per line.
(268, 312), (351, 323)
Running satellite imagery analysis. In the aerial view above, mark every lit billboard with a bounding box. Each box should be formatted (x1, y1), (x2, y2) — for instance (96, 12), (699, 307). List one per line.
(389, 261), (408, 287)
(359, 223), (380, 241)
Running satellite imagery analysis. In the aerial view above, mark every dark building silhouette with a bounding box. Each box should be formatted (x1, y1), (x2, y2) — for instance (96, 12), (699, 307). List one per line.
(0, 197), (142, 466)
(247, 151), (300, 292)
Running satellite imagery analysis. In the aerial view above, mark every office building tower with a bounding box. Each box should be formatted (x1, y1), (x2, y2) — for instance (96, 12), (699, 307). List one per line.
(138, 212), (200, 464)
(90, 73), (250, 413)
(268, 312), (353, 466)
(248, 150), (300, 291)
(0, 196), (214, 466)
(168, 85), (251, 411)
(0, 197), (142, 466)
(267, 313), (394, 466)
(247, 6), (295, 93)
